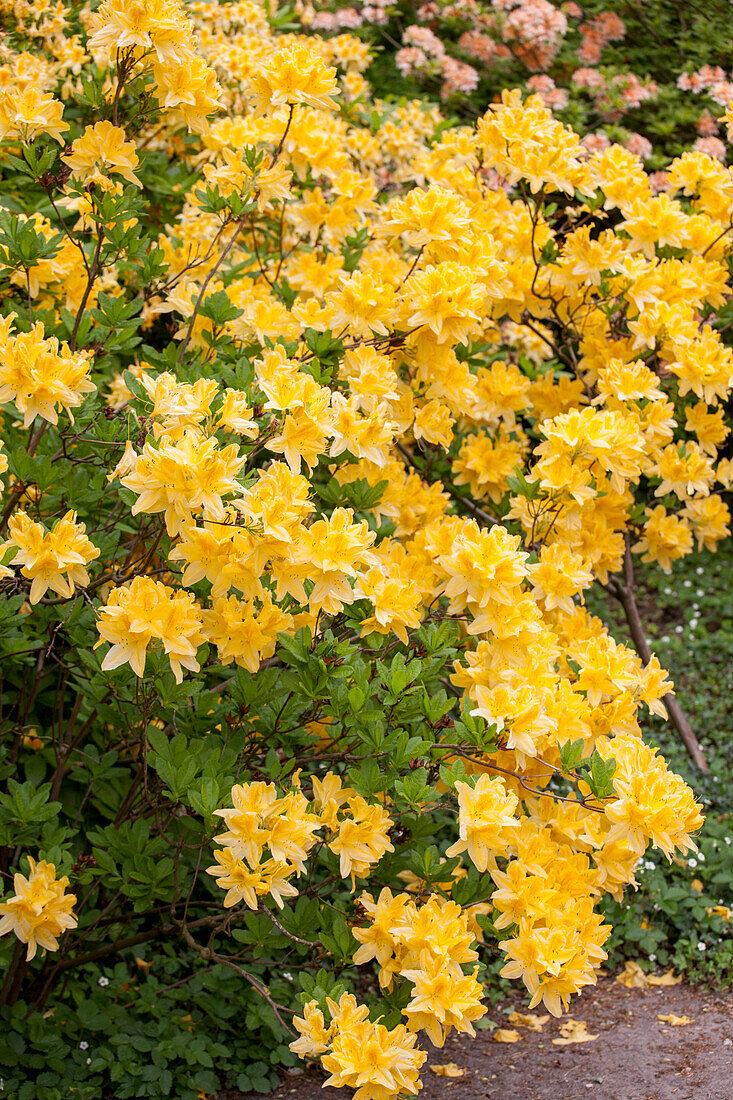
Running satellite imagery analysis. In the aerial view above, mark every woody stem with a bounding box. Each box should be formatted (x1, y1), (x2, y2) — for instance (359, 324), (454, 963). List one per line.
(607, 536), (708, 773)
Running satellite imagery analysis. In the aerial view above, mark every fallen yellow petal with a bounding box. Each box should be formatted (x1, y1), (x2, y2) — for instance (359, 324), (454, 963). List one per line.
(552, 1020), (599, 1046)
(647, 969), (683, 987)
(616, 960), (649, 988)
(706, 905), (730, 922)
(430, 1064), (466, 1077)
(494, 1028), (522, 1043)
(508, 1011), (550, 1032)
(658, 1014), (691, 1026)
(691, 878), (703, 892)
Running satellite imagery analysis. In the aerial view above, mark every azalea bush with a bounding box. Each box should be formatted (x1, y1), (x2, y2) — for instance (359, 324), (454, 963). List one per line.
(0, 0), (731, 1097)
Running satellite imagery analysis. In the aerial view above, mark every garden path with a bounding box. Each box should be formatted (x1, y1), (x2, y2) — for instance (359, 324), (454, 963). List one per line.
(227, 978), (732, 1100)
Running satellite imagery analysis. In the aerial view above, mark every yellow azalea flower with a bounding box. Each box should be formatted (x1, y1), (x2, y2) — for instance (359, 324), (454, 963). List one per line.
(446, 774), (520, 871)
(0, 317), (96, 429)
(116, 429), (246, 536)
(320, 1015), (426, 1100)
(87, 0), (196, 63)
(249, 41), (339, 115)
(0, 85), (68, 144)
(63, 120), (142, 187)
(4, 510), (100, 604)
(96, 576), (205, 683)
(0, 857), (77, 961)
(327, 796), (395, 883)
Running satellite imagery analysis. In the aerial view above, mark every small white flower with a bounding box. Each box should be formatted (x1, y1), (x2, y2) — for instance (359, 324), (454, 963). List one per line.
(98, 976), (110, 987)
(661, 635), (670, 643)
(86, 1059), (92, 1066)
(683, 580), (692, 587)
(79, 1041), (88, 1050)
(697, 941), (706, 952)
(690, 619), (698, 630)
(663, 587), (672, 595)
(696, 588), (705, 597)
(696, 567), (704, 575)
(698, 853), (705, 862)
(688, 858), (697, 868)
(648, 953), (656, 961)
(692, 603), (699, 610)
(675, 625), (684, 634)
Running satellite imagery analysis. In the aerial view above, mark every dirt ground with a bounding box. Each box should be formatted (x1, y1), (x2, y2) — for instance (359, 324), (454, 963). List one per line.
(229, 979), (733, 1100)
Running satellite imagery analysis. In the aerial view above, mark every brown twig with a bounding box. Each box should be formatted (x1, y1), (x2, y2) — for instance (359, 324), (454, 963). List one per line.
(607, 535), (708, 772)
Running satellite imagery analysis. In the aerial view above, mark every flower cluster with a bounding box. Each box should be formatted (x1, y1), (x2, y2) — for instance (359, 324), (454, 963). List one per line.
(3, 511), (100, 603)
(206, 775), (395, 908)
(0, 858), (77, 961)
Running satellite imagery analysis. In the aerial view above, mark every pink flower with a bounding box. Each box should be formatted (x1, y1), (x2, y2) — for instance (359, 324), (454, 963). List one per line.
(693, 135), (727, 161)
(404, 24), (446, 57)
(337, 8), (364, 26)
(649, 171), (670, 195)
(441, 56), (479, 97)
(596, 11), (625, 39)
(527, 74), (568, 109)
(624, 132), (652, 159)
(363, 5), (389, 23)
(572, 67), (605, 91)
(679, 66), (726, 94)
(395, 46), (429, 75)
(458, 30), (500, 64)
(501, 0), (568, 71)
(581, 131), (611, 154)
(311, 11), (339, 29)
(697, 110), (720, 137)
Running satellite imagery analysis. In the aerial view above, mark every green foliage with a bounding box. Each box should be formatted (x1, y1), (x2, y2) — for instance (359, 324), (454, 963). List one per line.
(586, 546), (733, 986)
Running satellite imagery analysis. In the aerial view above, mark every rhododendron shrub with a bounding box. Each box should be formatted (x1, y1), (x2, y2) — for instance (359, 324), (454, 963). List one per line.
(0, 1), (728, 1097)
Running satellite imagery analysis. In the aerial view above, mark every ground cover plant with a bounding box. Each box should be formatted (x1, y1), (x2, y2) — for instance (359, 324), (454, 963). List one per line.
(0, 1), (731, 1098)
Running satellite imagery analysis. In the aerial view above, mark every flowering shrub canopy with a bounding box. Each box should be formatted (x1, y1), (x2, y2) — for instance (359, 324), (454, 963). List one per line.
(0, 0), (729, 1096)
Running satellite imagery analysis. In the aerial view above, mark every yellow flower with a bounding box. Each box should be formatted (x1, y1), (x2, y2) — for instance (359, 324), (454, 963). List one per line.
(404, 262), (488, 344)
(0, 85), (68, 144)
(633, 505), (693, 573)
(328, 796), (395, 882)
(0, 318), (96, 429)
(4, 510), (100, 604)
(290, 507), (377, 614)
(63, 121), (142, 187)
(117, 430), (245, 536)
(0, 857), (77, 961)
(249, 41), (339, 115)
(446, 775), (520, 871)
(401, 958), (486, 1047)
(320, 1015), (426, 1100)
(202, 593), (293, 672)
(290, 1001), (333, 1057)
(88, 0), (195, 63)
(96, 576), (205, 682)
